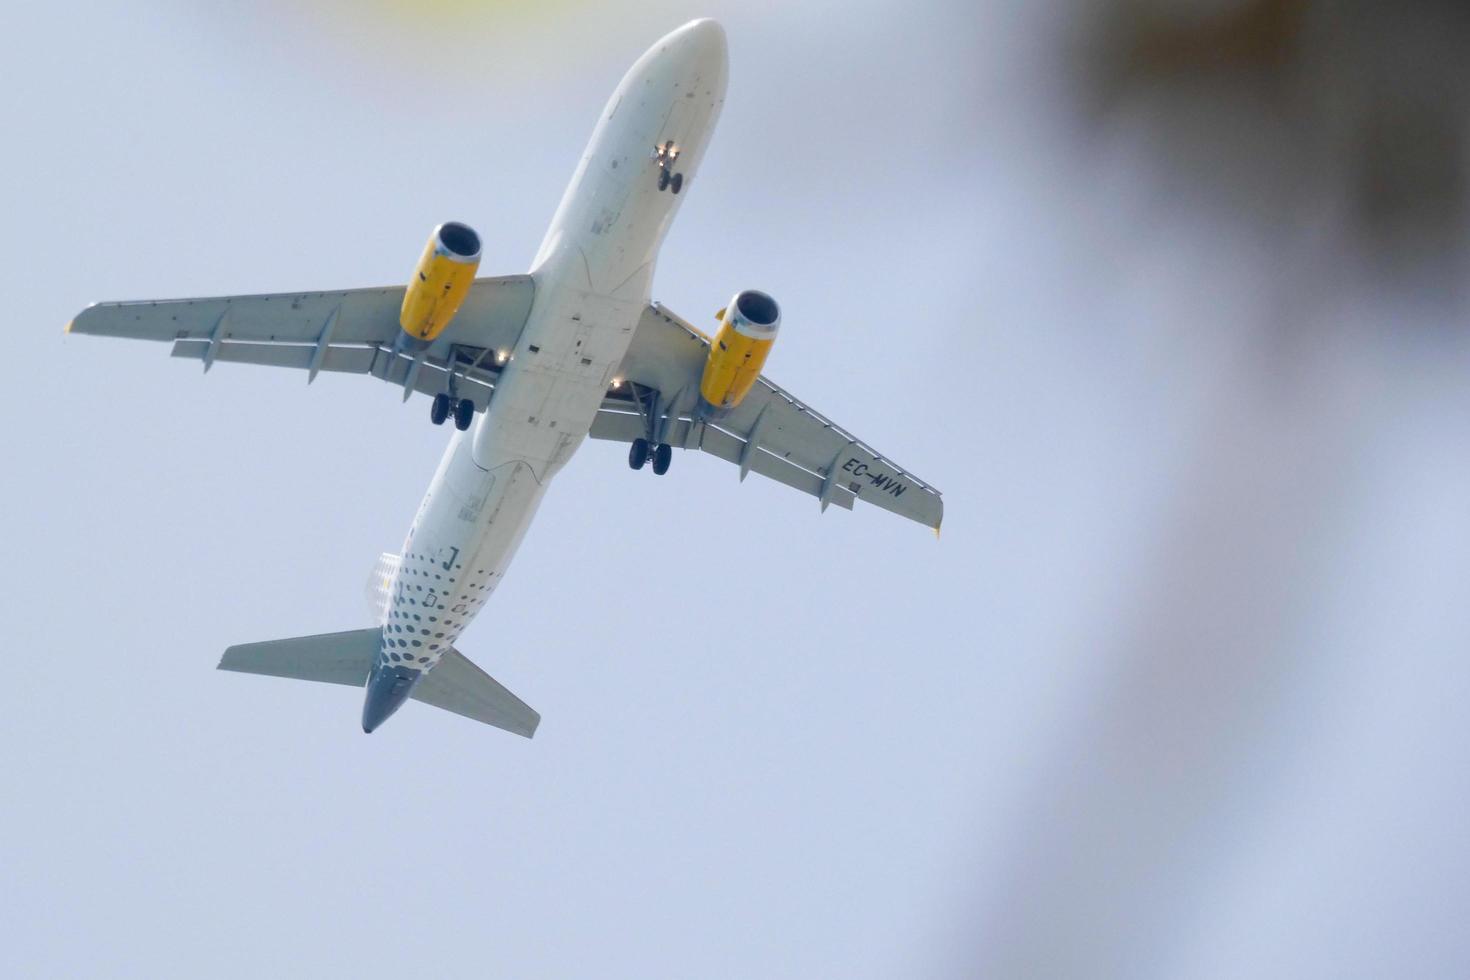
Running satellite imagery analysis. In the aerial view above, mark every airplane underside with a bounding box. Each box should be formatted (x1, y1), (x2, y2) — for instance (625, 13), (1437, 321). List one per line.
(69, 18), (943, 736)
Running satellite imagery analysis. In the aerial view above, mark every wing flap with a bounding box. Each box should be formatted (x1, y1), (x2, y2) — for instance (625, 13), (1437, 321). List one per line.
(170, 339), (498, 407)
(590, 408), (856, 510)
(170, 338), (371, 372)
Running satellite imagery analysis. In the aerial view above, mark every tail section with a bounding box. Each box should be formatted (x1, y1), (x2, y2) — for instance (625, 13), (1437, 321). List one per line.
(219, 628), (539, 737)
(411, 647), (540, 738)
(219, 628), (379, 685)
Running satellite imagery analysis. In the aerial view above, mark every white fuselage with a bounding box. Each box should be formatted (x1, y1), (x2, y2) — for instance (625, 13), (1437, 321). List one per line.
(374, 21), (727, 677)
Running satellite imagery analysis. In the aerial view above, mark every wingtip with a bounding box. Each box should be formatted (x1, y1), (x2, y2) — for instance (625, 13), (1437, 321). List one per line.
(217, 645), (248, 671)
(66, 303), (101, 335)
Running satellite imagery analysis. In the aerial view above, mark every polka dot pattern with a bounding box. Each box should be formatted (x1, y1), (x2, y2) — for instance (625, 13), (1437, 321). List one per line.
(375, 548), (501, 671)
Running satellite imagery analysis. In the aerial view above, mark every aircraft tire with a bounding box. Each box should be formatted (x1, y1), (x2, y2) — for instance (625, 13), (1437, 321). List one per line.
(657, 169), (670, 192)
(652, 442), (672, 475)
(629, 438), (651, 470)
(454, 398), (474, 431)
(430, 393), (450, 426)
(670, 173), (683, 195)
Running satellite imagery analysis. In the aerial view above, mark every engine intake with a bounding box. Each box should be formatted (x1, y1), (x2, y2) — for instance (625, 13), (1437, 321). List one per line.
(399, 221), (482, 346)
(698, 289), (781, 418)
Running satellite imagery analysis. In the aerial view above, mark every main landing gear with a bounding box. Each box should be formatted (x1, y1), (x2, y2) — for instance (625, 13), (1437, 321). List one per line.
(653, 141), (684, 195)
(429, 346), (487, 431)
(628, 438), (673, 476)
(622, 380), (678, 476)
(431, 392), (475, 431)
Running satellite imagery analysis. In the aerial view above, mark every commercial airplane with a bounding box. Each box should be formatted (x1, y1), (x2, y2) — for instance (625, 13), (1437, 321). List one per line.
(69, 19), (943, 736)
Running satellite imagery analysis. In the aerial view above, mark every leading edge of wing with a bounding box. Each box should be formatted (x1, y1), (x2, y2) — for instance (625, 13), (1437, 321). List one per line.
(66, 274), (535, 352)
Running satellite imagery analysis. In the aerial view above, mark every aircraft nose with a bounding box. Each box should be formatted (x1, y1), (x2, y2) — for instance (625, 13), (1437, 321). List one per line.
(361, 663), (421, 733)
(669, 18), (727, 62)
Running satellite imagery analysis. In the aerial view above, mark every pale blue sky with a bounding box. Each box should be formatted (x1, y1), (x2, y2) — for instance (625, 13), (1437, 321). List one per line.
(7, 2), (1470, 978)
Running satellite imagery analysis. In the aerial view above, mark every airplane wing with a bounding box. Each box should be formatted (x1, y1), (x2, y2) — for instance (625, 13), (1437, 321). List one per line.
(592, 304), (944, 530)
(67, 275), (536, 405)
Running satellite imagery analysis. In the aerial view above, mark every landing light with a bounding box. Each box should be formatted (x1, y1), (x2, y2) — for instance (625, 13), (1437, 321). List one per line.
(496, 349), (509, 364)
(611, 377), (623, 389)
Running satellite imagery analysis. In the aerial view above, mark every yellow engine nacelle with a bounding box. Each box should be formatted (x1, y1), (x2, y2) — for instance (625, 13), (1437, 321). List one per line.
(399, 221), (482, 346)
(698, 290), (781, 418)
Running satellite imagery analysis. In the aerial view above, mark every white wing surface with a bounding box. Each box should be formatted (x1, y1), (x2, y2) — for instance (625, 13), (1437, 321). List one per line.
(68, 275), (536, 404)
(592, 304), (944, 530)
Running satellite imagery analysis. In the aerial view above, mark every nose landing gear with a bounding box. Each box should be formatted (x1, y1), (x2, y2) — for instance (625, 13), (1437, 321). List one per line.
(653, 140), (684, 194)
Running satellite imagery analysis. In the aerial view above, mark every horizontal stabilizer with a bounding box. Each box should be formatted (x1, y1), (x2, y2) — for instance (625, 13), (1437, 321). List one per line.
(414, 649), (541, 738)
(219, 629), (539, 737)
(219, 628), (378, 686)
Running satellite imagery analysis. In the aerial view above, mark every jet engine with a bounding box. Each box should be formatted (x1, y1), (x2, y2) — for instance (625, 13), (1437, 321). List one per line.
(399, 221), (482, 346)
(698, 289), (781, 418)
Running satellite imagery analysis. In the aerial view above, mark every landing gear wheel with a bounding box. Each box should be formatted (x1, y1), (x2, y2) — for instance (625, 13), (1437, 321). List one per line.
(453, 398), (474, 431)
(657, 169), (670, 192)
(652, 442), (672, 475)
(670, 173), (683, 195)
(430, 393), (450, 426)
(629, 438), (651, 470)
